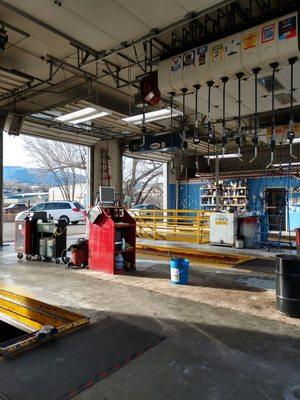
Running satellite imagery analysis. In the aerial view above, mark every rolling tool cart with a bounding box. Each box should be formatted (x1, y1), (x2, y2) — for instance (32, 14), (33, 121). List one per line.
(88, 206), (136, 274)
(15, 211), (47, 260)
(37, 219), (67, 264)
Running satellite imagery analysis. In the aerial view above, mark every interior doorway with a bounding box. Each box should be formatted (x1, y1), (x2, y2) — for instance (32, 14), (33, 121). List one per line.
(265, 188), (287, 232)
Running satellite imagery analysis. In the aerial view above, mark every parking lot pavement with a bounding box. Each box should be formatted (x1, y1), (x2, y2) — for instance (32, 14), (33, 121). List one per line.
(4, 221), (87, 243)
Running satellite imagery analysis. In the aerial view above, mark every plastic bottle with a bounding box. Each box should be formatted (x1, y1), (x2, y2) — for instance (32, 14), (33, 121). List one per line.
(122, 237), (126, 250)
(115, 253), (124, 270)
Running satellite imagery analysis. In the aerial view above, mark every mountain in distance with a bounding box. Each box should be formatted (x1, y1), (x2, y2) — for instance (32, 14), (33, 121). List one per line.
(4, 166), (85, 186)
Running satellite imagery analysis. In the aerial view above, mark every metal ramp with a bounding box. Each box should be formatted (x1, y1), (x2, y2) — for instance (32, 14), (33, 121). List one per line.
(0, 288), (89, 358)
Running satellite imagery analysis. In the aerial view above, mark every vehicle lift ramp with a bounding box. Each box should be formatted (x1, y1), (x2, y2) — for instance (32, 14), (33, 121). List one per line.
(0, 288), (89, 359)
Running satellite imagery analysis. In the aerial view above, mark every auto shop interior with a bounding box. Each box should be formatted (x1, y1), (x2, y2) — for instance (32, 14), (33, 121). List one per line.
(0, 1), (300, 399)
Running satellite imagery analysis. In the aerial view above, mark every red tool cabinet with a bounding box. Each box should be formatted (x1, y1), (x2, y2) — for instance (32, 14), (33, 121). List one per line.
(88, 206), (136, 274)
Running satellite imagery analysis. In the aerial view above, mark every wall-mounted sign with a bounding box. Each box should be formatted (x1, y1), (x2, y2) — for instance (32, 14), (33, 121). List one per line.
(242, 32), (258, 50)
(279, 16), (296, 41)
(183, 50), (195, 69)
(226, 39), (240, 57)
(170, 56), (182, 72)
(262, 24), (275, 43)
(210, 44), (224, 64)
(197, 45), (208, 65)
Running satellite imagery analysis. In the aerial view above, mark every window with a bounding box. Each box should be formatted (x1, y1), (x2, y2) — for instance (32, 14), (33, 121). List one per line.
(59, 203), (72, 209)
(31, 203), (45, 211)
(43, 203), (54, 210)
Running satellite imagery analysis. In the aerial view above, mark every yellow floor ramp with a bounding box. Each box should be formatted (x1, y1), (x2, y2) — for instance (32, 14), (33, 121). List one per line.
(0, 288), (89, 358)
(136, 243), (253, 266)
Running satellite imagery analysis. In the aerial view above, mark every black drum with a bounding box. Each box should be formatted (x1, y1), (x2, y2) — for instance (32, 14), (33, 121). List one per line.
(276, 254), (300, 318)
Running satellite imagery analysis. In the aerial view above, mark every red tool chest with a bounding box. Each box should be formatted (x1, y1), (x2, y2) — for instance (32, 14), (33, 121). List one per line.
(88, 206), (136, 274)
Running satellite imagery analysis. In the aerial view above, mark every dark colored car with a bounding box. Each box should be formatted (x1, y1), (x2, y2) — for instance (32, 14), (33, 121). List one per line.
(3, 203), (27, 214)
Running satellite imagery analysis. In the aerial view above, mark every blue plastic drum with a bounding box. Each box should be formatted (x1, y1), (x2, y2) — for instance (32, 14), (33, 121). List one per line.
(170, 258), (189, 285)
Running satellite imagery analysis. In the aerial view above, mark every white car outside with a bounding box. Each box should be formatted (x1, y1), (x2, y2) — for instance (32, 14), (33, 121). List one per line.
(15, 201), (86, 225)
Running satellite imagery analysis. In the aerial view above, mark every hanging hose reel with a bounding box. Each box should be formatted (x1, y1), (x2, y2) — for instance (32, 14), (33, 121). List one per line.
(250, 67), (261, 163)
(235, 72), (244, 160)
(287, 57), (298, 159)
(206, 80), (214, 165)
(221, 76), (229, 156)
(266, 62), (279, 168)
(193, 84), (201, 145)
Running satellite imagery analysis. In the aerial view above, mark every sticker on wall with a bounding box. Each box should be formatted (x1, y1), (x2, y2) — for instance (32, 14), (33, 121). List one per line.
(197, 45), (208, 65)
(242, 32), (258, 50)
(279, 16), (297, 41)
(210, 44), (224, 64)
(183, 50), (195, 69)
(262, 24), (275, 43)
(170, 56), (182, 73)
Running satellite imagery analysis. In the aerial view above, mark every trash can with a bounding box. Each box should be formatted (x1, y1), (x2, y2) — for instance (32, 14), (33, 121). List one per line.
(276, 254), (300, 318)
(295, 228), (300, 254)
(170, 258), (189, 285)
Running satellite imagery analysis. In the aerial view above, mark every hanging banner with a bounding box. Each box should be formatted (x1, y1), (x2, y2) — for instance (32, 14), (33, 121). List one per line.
(226, 39), (240, 57)
(197, 45), (208, 65)
(279, 16), (297, 41)
(183, 50), (195, 69)
(262, 24), (275, 43)
(242, 32), (258, 50)
(210, 44), (224, 64)
(170, 56), (182, 73)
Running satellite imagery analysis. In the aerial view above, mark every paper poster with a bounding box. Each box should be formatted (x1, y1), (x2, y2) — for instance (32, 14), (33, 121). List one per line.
(210, 44), (224, 64)
(279, 16), (297, 41)
(242, 32), (258, 50)
(170, 56), (181, 73)
(183, 50), (195, 69)
(226, 39), (240, 56)
(197, 45), (207, 65)
(262, 24), (275, 43)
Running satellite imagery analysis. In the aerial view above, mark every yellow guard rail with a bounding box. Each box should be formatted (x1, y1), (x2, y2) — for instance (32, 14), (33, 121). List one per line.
(131, 209), (210, 244)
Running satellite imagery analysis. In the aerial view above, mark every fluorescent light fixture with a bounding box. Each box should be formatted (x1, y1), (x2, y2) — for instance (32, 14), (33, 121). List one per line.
(204, 153), (240, 160)
(55, 106), (111, 124)
(286, 138), (300, 143)
(273, 162), (300, 167)
(122, 108), (182, 124)
(56, 107), (96, 122)
(69, 111), (110, 124)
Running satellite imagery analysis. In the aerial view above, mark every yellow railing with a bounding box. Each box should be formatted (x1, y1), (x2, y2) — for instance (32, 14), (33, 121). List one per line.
(130, 209), (210, 244)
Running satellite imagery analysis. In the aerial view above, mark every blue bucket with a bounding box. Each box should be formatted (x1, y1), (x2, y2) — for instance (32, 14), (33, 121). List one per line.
(170, 258), (189, 285)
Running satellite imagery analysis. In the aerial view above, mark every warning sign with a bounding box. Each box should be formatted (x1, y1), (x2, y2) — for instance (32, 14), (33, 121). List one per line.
(183, 50), (195, 69)
(279, 16), (297, 41)
(211, 44), (224, 64)
(262, 24), (275, 43)
(215, 217), (229, 225)
(242, 32), (258, 50)
(170, 56), (181, 73)
(197, 45), (207, 66)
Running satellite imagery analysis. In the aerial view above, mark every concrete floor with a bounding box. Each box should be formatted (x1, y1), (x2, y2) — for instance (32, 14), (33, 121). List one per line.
(1, 244), (300, 400)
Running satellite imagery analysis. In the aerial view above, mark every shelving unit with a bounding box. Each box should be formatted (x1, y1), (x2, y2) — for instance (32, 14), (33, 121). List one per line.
(201, 179), (248, 211)
(89, 206), (136, 274)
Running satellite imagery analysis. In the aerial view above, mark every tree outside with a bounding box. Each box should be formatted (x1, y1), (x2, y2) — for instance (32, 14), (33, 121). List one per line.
(23, 137), (88, 202)
(123, 157), (163, 208)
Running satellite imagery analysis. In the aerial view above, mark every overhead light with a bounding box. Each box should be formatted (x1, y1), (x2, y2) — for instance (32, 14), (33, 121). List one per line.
(273, 162), (300, 167)
(204, 153), (240, 160)
(55, 106), (111, 123)
(69, 111), (110, 124)
(122, 108), (182, 124)
(286, 138), (300, 143)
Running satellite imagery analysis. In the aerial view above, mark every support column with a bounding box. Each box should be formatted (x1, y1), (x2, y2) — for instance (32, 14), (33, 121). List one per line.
(0, 114), (7, 246)
(92, 140), (123, 204)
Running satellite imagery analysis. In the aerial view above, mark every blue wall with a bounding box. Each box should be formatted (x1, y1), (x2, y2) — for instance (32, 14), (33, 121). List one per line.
(168, 175), (300, 229)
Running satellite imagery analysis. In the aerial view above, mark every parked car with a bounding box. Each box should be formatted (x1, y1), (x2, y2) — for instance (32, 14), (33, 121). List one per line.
(15, 201), (86, 225)
(129, 204), (162, 218)
(4, 203), (27, 214)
